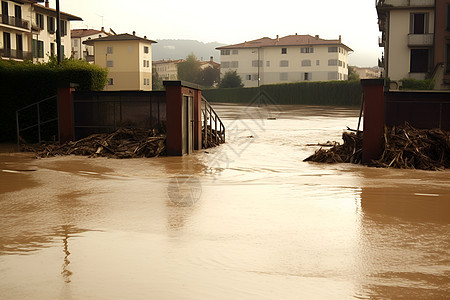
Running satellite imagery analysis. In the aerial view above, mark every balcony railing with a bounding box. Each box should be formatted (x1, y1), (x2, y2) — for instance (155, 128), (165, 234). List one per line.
(408, 33), (433, 47)
(0, 48), (33, 60)
(377, 0), (434, 7)
(0, 14), (30, 30)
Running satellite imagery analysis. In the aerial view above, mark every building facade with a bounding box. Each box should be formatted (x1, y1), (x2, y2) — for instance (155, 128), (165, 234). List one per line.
(85, 33), (156, 91)
(217, 34), (352, 87)
(0, 0), (81, 62)
(71, 27), (112, 62)
(152, 59), (183, 81)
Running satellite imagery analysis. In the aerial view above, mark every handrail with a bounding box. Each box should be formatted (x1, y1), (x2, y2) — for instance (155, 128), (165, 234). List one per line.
(16, 95), (58, 147)
(201, 96), (225, 148)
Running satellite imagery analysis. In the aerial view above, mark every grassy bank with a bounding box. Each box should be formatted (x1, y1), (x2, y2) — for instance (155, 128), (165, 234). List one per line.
(203, 80), (362, 106)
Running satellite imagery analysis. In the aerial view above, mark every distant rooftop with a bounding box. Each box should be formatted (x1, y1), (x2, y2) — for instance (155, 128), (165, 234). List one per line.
(83, 33), (157, 45)
(71, 29), (110, 38)
(217, 34), (352, 51)
(153, 59), (185, 64)
(33, 3), (82, 21)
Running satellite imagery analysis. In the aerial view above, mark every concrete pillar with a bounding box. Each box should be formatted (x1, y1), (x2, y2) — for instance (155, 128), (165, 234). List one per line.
(57, 87), (75, 143)
(193, 89), (202, 150)
(361, 79), (385, 164)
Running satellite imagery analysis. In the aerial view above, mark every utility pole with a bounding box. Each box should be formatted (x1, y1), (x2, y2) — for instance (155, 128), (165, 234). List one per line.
(257, 47), (261, 106)
(56, 0), (62, 64)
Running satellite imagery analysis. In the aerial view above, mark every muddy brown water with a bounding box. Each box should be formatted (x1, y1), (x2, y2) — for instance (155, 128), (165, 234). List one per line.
(0, 104), (449, 299)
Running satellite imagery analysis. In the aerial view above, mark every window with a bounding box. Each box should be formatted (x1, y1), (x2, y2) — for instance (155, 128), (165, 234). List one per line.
(221, 61), (230, 68)
(410, 49), (429, 73)
(410, 13), (429, 34)
(73, 39), (78, 47)
(447, 4), (450, 31)
(232, 49), (238, 55)
(231, 61), (239, 68)
(338, 60), (343, 67)
(280, 60), (289, 67)
(144, 46), (149, 53)
(50, 42), (55, 56)
(143, 60), (146, 67)
(36, 13), (44, 29)
(301, 60), (311, 67)
(106, 60), (114, 67)
(316, 60), (320, 66)
(281, 48), (287, 54)
(252, 60), (262, 67)
(32, 39), (44, 58)
(280, 72), (288, 81)
(47, 16), (55, 33)
(221, 49), (230, 55)
(328, 72), (338, 80)
(106, 46), (113, 54)
(300, 47), (314, 53)
(266, 61), (270, 67)
(246, 75), (252, 80)
(60, 20), (67, 36)
(304, 72), (312, 81)
(144, 78), (147, 85)
(251, 74), (258, 81)
(328, 59), (338, 66)
(328, 47), (338, 53)
(446, 43), (450, 73)
(108, 78), (114, 85)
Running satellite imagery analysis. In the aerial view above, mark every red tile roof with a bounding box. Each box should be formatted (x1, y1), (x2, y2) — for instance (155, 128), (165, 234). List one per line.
(83, 33), (157, 45)
(217, 34), (352, 51)
(71, 29), (108, 38)
(153, 59), (185, 64)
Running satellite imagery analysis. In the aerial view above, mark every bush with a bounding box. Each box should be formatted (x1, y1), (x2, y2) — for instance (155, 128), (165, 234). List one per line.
(400, 78), (434, 90)
(203, 80), (362, 106)
(0, 58), (108, 142)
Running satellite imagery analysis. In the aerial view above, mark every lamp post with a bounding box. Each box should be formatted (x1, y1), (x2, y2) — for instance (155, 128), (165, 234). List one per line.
(56, 0), (62, 64)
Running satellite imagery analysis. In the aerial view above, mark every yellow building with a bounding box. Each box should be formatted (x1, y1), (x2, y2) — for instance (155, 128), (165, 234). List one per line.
(85, 33), (157, 91)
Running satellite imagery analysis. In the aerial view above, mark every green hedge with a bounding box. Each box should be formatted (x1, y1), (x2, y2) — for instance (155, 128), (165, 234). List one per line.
(0, 58), (108, 142)
(203, 80), (362, 106)
(400, 78), (434, 90)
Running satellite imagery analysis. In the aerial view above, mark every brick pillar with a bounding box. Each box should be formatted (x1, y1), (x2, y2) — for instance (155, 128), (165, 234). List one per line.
(57, 87), (75, 143)
(361, 79), (385, 164)
(164, 82), (183, 156)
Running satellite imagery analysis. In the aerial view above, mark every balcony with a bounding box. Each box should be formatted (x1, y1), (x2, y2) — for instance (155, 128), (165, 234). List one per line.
(0, 14), (30, 30)
(408, 33), (433, 47)
(0, 48), (33, 60)
(377, 0), (434, 7)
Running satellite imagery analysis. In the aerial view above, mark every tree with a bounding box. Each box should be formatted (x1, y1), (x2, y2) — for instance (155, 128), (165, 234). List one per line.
(348, 66), (360, 81)
(197, 65), (220, 87)
(152, 70), (163, 90)
(177, 53), (201, 83)
(219, 70), (244, 88)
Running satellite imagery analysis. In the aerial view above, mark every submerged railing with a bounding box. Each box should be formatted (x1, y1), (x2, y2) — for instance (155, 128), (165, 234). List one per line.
(201, 96), (225, 148)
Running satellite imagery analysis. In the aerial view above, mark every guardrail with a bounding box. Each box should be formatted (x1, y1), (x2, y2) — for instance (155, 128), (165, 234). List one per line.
(201, 96), (225, 148)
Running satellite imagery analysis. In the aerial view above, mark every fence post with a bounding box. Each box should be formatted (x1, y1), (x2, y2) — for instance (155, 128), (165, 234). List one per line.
(361, 79), (385, 164)
(57, 85), (75, 143)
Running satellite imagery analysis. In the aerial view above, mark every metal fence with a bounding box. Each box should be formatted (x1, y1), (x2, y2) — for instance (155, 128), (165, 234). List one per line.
(72, 91), (167, 139)
(16, 95), (58, 145)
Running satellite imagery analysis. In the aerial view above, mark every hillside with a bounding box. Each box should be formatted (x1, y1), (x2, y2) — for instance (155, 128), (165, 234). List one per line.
(152, 39), (226, 62)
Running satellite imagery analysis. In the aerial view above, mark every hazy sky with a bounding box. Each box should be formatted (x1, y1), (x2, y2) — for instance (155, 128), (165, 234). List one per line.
(56, 0), (381, 67)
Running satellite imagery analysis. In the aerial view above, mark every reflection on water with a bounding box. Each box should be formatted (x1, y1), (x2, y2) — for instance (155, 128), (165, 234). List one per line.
(0, 104), (449, 299)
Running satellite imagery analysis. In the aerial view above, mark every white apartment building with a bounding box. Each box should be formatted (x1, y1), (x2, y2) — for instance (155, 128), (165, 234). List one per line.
(71, 27), (112, 62)
(152, 59), (183, 80)
(84, 33), (156, 91)
(377, 0), (435, 81)
(217, 34), (352, 87)
(0, 0), (81, 62)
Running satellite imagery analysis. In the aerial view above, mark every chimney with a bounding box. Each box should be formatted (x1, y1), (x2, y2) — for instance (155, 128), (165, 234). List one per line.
(339, 35), (342, 42)
(45, 0), (49, 8)
(315, 35), (319, 40)
(101, 26), (104, 32)
(133, 31), (136, 36)
(210, 56), (213, 62)
(276, 35), (279, 42)
(144, 36), (147, 39)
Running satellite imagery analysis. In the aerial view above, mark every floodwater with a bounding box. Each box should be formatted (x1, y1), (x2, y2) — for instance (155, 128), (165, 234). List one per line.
(0, 104), (449, 300)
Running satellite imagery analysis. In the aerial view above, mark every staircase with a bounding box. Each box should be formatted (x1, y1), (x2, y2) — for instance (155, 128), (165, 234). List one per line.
(201, 96), (225, 148)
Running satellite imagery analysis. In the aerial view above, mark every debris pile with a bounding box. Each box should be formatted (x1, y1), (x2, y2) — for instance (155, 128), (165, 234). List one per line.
(372, 123), (450, 170)
(304, 132), (362, 164)
(23, 128), (166, 159)
(304, 123), (450, 170)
